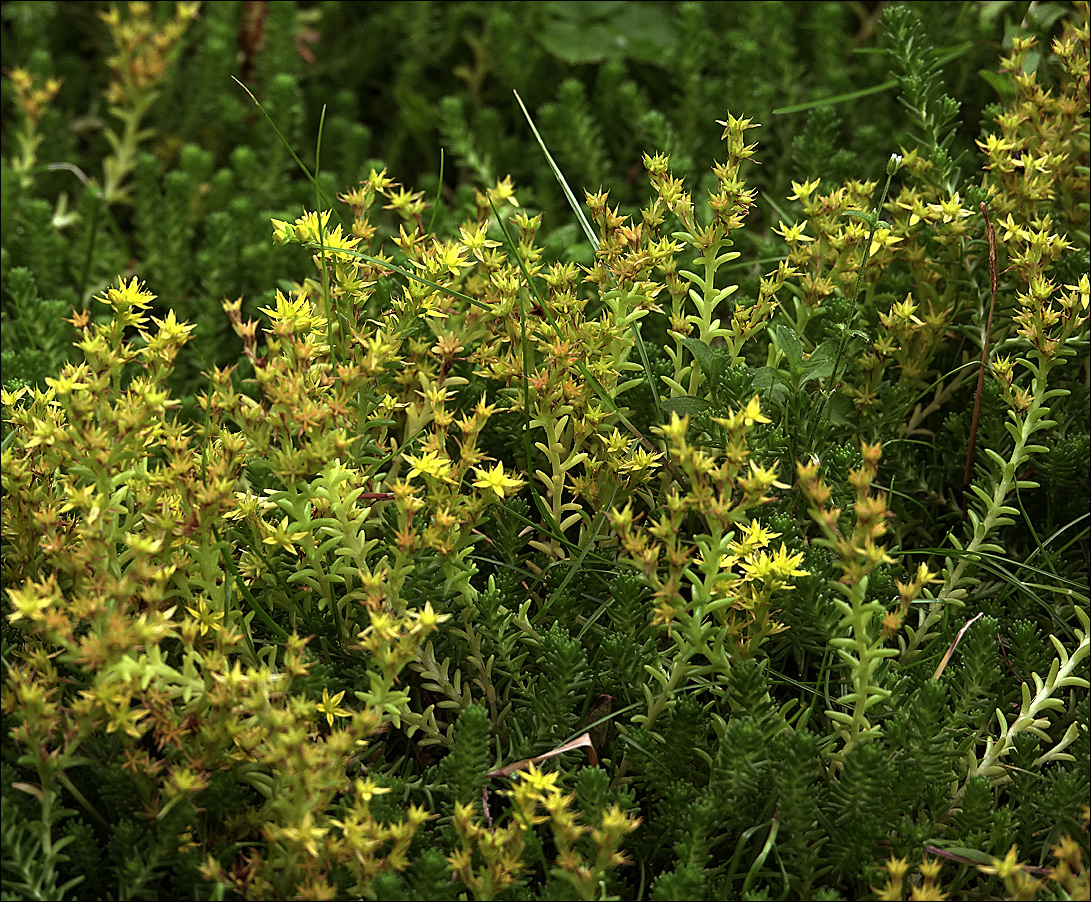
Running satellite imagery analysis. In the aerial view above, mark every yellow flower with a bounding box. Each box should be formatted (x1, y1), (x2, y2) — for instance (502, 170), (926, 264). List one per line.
(487, 175), (520, 208)
(741, 543), (808, 584)
(925, 192), (972, 225)
(403, 449), (455, 484)
(273, 811), (327, 859)
(383, 185), (427, 217)
(0, 385), (29, 407)
(729, 521), (780, 556)
(472, 462), (525, 499)
(263, 516), (308, 553)
(354, 777), (391, 803)
(475, 394), (497, 419)
(167, 767), (210, 797)
(740, 395), (771, 427)
(868, 227), (902, 257)
(599, 428), (631, 459)
(415, 602), (451, 633)
(429, 239), (469, 276)
(788, 178), (821, 201)
(103, 695), (151, 739)
(713, 396), (771, 431)
(518, 763), (562, 801)
(879, 294), (923, 329)
(773, 221), (814, 242)
(44, 370), (89, 395)
(184, 598), (224, 637)
(6, 578), (59, 622)
(257, 289), (325, 335)
(978, 845), (1024, 879)
(8, 67), (32, 92)
(459, 222), (502, 258)
(316, 688), (351, 727)
(619, 447), (664, 476)
(366, 168), (396, 191)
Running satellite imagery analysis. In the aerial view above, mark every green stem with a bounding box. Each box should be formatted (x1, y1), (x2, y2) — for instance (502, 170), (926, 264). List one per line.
(101, 92), (156, 204)
(902, 352), (1061, 661)
(643, 653), (693, 738)
(828, 576), (897, 755)
(812, 162), (898, 437)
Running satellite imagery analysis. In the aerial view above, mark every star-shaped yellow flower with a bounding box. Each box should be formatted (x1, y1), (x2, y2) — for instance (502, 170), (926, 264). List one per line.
(402, 449), (454, 483)
(316, 688), (351, 727)
(472, 462), (526, 499)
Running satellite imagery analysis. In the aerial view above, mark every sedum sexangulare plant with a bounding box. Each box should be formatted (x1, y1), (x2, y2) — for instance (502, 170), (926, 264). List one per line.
(5, 65), (63, 181)
(97, 1), (202, 205)
(2, 6), (1088, 896)
(2, 97), (815, 893)
(1, 278), (452, 900)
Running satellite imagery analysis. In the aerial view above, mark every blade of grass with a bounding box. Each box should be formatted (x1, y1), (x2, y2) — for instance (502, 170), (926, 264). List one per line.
(931, 612), (984, 679)
(496, 196), (569, 561)
(891, 545), (1090, 613)
(773, 42), (976, 115)
(476, 500), (616, 569)
(44, 163), (128, 308)
(533, 453), (630, 615)
(468, 196), (651, 574)
(741, 816), (781, 897)
(487, 194), (688, 492)
(514, 89), (666, 428)
(628, 313), (663, 423)
(426, 148), (444, 235)
(773, 79), (898, 115)
(760, 190), (796, 229)
(809, 159), (897, 445)
(221, 550), (259, 663)
(212, 524), (290, 642)
(233, 76), (344, 227)
(962, 203), (999, 520)
(360, 424), (429, 490)
(309, 244), (492, 313)
(313, 103), (343, 364)
(76, 185), (103, 303)
(513, 89), (598, 249)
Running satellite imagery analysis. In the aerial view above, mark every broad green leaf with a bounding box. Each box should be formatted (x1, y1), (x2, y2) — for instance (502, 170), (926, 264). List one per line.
(799, 339), (839, 385)
(841, 208), (877, 225)
(827, 393), (856, 426)
(978, 68), (1017, 102)
(769, 323), (804, 370)
(660, 396), (713, 416)
(538, 1), (678, 65)
(682, 336), (717, 386)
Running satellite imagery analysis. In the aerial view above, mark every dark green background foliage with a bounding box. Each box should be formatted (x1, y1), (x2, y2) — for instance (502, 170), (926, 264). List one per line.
(1, 0), (1059, 396)
(2, 2), (1089, 901)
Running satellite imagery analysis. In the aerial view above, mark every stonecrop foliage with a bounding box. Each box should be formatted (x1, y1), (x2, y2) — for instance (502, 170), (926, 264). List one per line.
(2, 2), (1089, 900)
